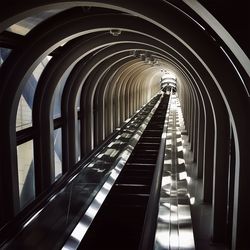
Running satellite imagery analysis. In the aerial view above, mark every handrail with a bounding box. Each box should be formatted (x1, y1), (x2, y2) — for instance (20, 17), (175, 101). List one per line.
(139, 91), (172, 250)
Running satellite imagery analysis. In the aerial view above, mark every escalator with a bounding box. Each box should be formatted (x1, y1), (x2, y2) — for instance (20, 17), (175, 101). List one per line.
(0, 93), (169, 250)
(78, 94), (169, 250)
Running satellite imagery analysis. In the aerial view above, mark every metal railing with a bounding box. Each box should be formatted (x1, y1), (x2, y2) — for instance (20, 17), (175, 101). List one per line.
(139, 91), (172, 250)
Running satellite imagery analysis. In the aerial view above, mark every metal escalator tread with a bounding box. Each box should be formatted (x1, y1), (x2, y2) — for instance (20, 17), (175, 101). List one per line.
(78, 95), (169, 250)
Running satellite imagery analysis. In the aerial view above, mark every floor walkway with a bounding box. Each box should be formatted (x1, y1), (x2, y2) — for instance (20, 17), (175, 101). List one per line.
(155, 94), (195, 249)
(155, 93), (226, 249)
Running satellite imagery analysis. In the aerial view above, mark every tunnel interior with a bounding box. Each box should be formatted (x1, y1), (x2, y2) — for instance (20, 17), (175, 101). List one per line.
(0, 1), (249, 249)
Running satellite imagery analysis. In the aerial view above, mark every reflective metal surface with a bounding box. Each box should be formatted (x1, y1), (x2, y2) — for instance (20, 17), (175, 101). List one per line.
(155, 94), (195, 250)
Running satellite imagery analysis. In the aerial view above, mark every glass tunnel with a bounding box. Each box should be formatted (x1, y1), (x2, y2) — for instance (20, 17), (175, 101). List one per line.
(0, 1), (249, 250)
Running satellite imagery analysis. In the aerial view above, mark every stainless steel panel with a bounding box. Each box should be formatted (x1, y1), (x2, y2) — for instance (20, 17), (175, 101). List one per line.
(155, 94), (195, 250)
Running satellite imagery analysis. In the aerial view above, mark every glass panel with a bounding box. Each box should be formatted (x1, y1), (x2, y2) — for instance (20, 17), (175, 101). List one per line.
(16, 56), (51, 131)
(0, 47), (11, 66)
(17, 140), (35, 209)
(54, 128), (62, 181)
(6, 9), (65, 35)
(52, 66), (72, 119)
(16, 95), (32, 131)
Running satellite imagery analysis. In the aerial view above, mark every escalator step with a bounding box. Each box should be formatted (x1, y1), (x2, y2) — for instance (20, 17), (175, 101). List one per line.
(117, 176), (153, 185)
(113, 184), (150, 194)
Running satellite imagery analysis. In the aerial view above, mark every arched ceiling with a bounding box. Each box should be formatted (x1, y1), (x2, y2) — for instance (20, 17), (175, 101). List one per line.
(0, 2), (249, 248)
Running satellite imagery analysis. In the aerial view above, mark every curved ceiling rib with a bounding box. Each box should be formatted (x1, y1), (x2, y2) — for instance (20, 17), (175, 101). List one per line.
(0, 5), (241, 200)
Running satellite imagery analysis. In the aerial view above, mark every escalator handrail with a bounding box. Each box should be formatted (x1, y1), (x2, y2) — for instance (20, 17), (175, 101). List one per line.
(139, 92), (172, 250)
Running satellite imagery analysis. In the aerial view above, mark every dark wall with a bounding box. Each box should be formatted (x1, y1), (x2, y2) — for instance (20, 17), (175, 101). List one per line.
(199, 0), (250, 58)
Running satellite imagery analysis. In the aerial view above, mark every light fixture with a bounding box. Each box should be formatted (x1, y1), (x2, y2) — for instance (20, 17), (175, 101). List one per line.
(109, 29), (122, 36)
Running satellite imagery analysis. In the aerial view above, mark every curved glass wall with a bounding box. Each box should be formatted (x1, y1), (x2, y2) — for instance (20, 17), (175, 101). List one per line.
(54, 128), (62, 181)
(16, 56), (51, 209)
(0, 47), (11, 66)
(16, 56), (51, 131)
(17, 140), (35, 209)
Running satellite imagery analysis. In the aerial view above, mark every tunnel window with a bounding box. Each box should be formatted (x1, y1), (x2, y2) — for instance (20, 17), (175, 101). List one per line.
(16, 56), (51, 131)
(16, 95), (33, 131)
(15, 56), (52, 208)
(17, 140), (35, 209)
(75, 96), (81, 161)
(0, 47), (11, 66)
(52, 67), (72, 119)
(54, 128), (62, 181)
